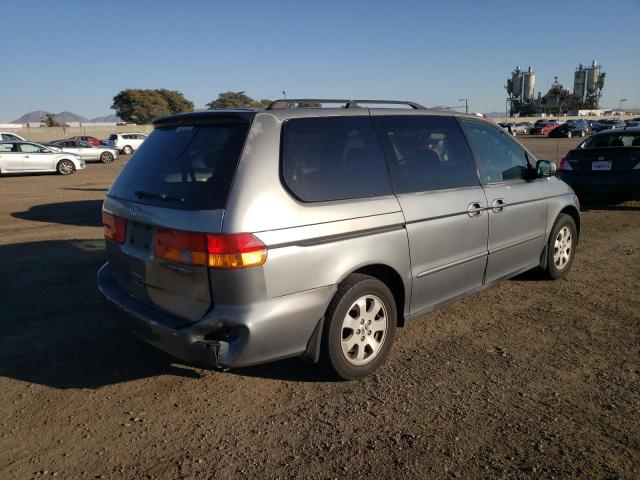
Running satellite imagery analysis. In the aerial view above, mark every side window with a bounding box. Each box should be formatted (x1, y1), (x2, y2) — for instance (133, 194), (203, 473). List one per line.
(372, 115), (478, 193)
(281, 116), (392, 202)
(459, 120), (529, 183)
(0, 143), (16, 152)
(19, 143), (44, 153)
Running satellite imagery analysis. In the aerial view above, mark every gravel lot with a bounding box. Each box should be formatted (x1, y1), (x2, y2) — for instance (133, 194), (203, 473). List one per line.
(1, 136), (638, 479)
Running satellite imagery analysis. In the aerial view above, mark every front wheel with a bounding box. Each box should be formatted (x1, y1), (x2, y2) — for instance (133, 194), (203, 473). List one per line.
(57, 160), (75, 175)
(122, 145), (133, 155)
(544, 214), (577, 279)
(567, 131), (572, 138)
(320, 274), (397, 380)
(100, 152), (114, 163)
(580, 130), (586, 137)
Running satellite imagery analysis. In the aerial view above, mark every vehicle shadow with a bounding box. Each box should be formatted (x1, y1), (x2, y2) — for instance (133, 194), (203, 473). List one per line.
(12, 200), (103, 227)
(0, 239), (200, 389)
(231, 359), (339, 383)
(580, 202), (640, 212)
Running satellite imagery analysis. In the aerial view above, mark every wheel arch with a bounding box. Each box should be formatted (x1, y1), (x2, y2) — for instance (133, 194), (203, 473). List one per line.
(351, 264), (407, 327)
(559, 205), (581, 240)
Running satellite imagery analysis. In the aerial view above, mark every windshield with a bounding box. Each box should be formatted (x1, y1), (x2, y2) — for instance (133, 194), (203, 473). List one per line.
(108, 121), (250, 210)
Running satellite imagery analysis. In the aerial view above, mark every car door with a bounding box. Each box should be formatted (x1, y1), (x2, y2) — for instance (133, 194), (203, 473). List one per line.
(459, 119), (547, 284)
(372, 114), (488, 314)
(19, 143), (55, 171)
(0, 143), (24, 171)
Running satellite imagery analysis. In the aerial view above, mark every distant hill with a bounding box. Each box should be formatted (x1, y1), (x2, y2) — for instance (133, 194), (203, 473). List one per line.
(90, 114), (121, 123)
(11, 111), (118, 124)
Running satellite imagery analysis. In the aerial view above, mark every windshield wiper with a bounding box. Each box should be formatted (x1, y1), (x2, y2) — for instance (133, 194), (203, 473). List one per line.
(134, 190), (185, 203)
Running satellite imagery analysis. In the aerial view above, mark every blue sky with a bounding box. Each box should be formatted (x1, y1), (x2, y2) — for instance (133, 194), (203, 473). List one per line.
(1, 0), (638, 121)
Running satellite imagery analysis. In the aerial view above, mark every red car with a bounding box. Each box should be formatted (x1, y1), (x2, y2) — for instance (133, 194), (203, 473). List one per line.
(70, 135), (101, 147)
(529, 120), (560, 135)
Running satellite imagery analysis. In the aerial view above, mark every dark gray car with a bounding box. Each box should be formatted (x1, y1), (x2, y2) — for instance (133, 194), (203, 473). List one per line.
(98, 99), (580, 379)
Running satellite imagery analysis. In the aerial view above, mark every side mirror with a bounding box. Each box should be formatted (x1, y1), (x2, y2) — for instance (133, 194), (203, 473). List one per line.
(536, 159), (557, 177)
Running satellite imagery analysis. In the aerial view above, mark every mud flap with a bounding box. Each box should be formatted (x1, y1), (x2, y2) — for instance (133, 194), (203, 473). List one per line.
(301, 316), (324, 364)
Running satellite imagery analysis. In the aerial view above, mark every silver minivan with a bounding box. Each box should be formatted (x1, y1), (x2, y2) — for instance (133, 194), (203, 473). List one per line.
(98, 100), (580, 379)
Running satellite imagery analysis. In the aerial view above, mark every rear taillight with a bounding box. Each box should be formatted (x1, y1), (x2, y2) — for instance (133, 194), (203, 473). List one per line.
(558, 157), (573, 171)
(154, 229), (267, 269)
(102, 212), (127, 244)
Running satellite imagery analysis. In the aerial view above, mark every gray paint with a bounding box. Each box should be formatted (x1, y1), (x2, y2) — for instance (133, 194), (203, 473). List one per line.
(98, 107), (580, 369)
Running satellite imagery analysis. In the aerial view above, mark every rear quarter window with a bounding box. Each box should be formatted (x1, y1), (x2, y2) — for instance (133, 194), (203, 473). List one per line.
(281, 116), (392, 202)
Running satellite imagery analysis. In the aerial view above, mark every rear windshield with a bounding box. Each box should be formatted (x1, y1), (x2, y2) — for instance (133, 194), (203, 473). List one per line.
(108, 121), (249, 210)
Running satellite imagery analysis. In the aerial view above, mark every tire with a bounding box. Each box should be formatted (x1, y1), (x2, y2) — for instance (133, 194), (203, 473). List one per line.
(320, 274), (397, 380)
(100, 151), (114, 163)
(56, 159), (75, 175)
(567, 131), (572, 138)
(544, 214), (577, 280)
(122, 145), (133, 155)
(580, 130), (586, 137)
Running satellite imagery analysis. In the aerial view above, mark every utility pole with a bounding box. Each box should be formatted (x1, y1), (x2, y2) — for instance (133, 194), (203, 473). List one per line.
(236, 91), (245, 108)
(458, 98), (468, 114)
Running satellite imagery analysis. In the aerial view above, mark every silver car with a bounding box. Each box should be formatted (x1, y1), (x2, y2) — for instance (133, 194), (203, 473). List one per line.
(0, 141), (85, 175)
(98, 99), (580, 380)
(48, 139), (119, 163)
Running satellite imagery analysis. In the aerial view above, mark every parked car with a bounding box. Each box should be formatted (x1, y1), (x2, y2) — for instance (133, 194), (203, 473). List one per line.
(69, 135), (101, 147)
(549, 119), (590, 138)
(498, 122), (527, 136)
(591, 119), (625, 132)
(624, 120), (640, 128)
(0, 131), (28, 142)
(98, 99), (580, 380)
(529, 119), (560, 135)
(48, 139), (119, 163)
(558, 127), (640, 199)
(107, 132), (147, 154)
(0, 141), (85, 175)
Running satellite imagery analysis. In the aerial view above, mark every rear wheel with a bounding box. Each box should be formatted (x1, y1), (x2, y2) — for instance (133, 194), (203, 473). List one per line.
(544, 214), (577, 279)
(567, 130), (572, 138)
(320, 274), (397, 380)
(56, 159), (75, 175)
(100, 151), (114, 163)
(580, 130), (586, 137)
(122, 145), (133, 155)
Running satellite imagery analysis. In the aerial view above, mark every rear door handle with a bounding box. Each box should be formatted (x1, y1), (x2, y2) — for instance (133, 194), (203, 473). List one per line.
(467, 202), (483, 217)
(491, 198), (505, 213)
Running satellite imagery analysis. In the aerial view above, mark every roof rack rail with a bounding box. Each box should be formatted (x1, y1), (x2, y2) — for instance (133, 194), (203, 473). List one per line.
(265, 99), (426, 110)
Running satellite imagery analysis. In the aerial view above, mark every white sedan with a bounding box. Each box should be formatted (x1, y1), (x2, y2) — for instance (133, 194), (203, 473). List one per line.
(0, 141), (85, 175)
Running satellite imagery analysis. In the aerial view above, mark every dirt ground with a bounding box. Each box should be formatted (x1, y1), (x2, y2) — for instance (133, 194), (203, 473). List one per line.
(0, 137), (638, 479)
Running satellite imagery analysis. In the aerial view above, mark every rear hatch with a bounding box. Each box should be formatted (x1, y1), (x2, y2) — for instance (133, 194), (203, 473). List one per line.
(564, 146), (640, 174)
(103, 113), (253, 323)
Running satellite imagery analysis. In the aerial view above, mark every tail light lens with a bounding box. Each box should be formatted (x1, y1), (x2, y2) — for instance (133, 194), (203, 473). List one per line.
(558, 157), (573, 171)
(154, 229), (267, 269)
(102, 212), (127, 244)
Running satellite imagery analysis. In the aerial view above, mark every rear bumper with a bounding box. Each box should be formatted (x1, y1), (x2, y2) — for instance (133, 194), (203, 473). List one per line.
(97, 262), (335, 368)
(559, 171), (640, 194)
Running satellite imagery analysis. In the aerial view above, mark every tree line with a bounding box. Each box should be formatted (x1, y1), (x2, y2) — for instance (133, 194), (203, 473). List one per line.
(111, 90), (320, 124)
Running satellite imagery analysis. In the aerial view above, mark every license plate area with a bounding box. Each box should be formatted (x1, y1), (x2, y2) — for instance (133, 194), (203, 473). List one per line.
(592, 161), (612, 171)
(127, 221), (154, 254)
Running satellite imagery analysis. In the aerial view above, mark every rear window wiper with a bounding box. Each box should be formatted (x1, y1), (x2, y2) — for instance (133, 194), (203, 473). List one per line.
(134, 190), (185, 203)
